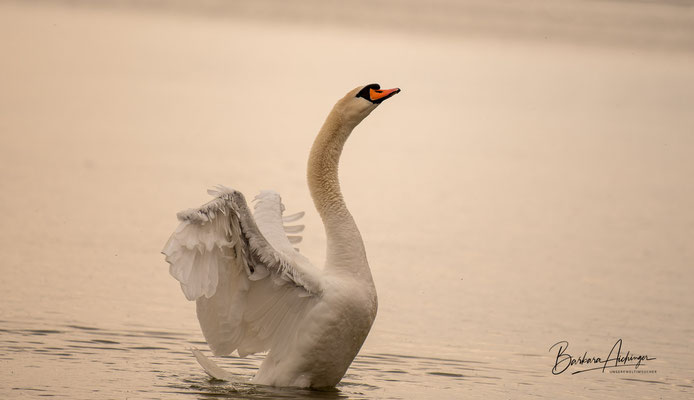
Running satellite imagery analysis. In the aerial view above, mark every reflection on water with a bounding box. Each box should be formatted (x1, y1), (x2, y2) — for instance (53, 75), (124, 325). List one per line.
(1, 0), (693, 398)
(0, 319), (491, 399)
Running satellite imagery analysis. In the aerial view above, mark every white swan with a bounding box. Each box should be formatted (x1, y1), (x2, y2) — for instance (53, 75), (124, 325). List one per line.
(162, 84), (401, 388)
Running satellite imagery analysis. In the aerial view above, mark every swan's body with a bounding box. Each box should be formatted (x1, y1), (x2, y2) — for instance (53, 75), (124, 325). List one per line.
(162, 84), (400, 388)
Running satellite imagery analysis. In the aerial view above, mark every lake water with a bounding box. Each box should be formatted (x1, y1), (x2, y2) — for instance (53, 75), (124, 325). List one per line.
(1, 1), (693, 398)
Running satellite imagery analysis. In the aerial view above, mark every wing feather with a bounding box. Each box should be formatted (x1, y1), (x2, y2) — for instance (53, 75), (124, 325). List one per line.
(282, 211), (305, 223)
(162, 186), (323, 356)
(283, 225), (305, 233)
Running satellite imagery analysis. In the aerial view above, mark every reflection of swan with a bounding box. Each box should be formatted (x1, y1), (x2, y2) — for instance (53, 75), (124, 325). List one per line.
(162, 84), (400, 388)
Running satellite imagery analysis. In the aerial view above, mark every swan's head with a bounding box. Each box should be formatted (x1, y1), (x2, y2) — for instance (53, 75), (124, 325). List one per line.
(336, 83), (401, 125)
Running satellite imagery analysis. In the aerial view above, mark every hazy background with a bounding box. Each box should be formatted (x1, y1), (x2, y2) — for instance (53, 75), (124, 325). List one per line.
(1, 0), (693, 398)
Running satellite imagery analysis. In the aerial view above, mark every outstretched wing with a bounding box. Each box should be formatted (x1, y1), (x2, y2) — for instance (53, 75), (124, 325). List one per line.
(162, 186), (323, 357)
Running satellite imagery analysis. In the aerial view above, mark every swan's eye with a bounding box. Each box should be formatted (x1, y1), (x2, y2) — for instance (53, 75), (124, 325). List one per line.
(356, 83), (380, 101)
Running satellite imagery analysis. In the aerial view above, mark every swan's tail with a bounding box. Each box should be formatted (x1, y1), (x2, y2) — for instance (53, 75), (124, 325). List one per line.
(192, 348), (234, 381)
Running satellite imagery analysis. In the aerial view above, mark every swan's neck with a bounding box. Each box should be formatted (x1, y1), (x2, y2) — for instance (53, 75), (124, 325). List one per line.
(307, 110), (371, 280)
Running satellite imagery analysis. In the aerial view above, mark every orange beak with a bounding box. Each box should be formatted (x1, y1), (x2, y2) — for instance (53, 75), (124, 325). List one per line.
(369, 87), (401, 102)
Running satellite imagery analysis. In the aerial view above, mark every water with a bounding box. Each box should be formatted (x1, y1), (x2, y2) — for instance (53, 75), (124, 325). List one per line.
(0, 319), (488, 399)
(1, 0), (693, 398)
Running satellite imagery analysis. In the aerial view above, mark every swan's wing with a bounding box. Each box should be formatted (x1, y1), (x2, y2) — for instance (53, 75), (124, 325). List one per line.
(162, 186), (323, 357)
(252, 190), (309, 261)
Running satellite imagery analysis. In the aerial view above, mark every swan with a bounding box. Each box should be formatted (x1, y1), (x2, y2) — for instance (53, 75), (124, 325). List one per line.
(162, 83), (401, 388)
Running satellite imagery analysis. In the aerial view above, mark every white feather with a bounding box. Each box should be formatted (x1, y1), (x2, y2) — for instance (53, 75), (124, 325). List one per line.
(287, 235), (302, 244)
(192, 348), (234, 381)
(283, 225), (305, 233)
(282, 211), (305, 223)
(162, 187), (324, 358)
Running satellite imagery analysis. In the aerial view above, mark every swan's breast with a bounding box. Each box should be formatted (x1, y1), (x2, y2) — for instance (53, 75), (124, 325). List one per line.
(280, 277), (377, 387)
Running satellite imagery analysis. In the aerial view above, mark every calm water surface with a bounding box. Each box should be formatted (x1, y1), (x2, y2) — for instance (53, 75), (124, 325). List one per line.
(1, 1), (693, 398)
